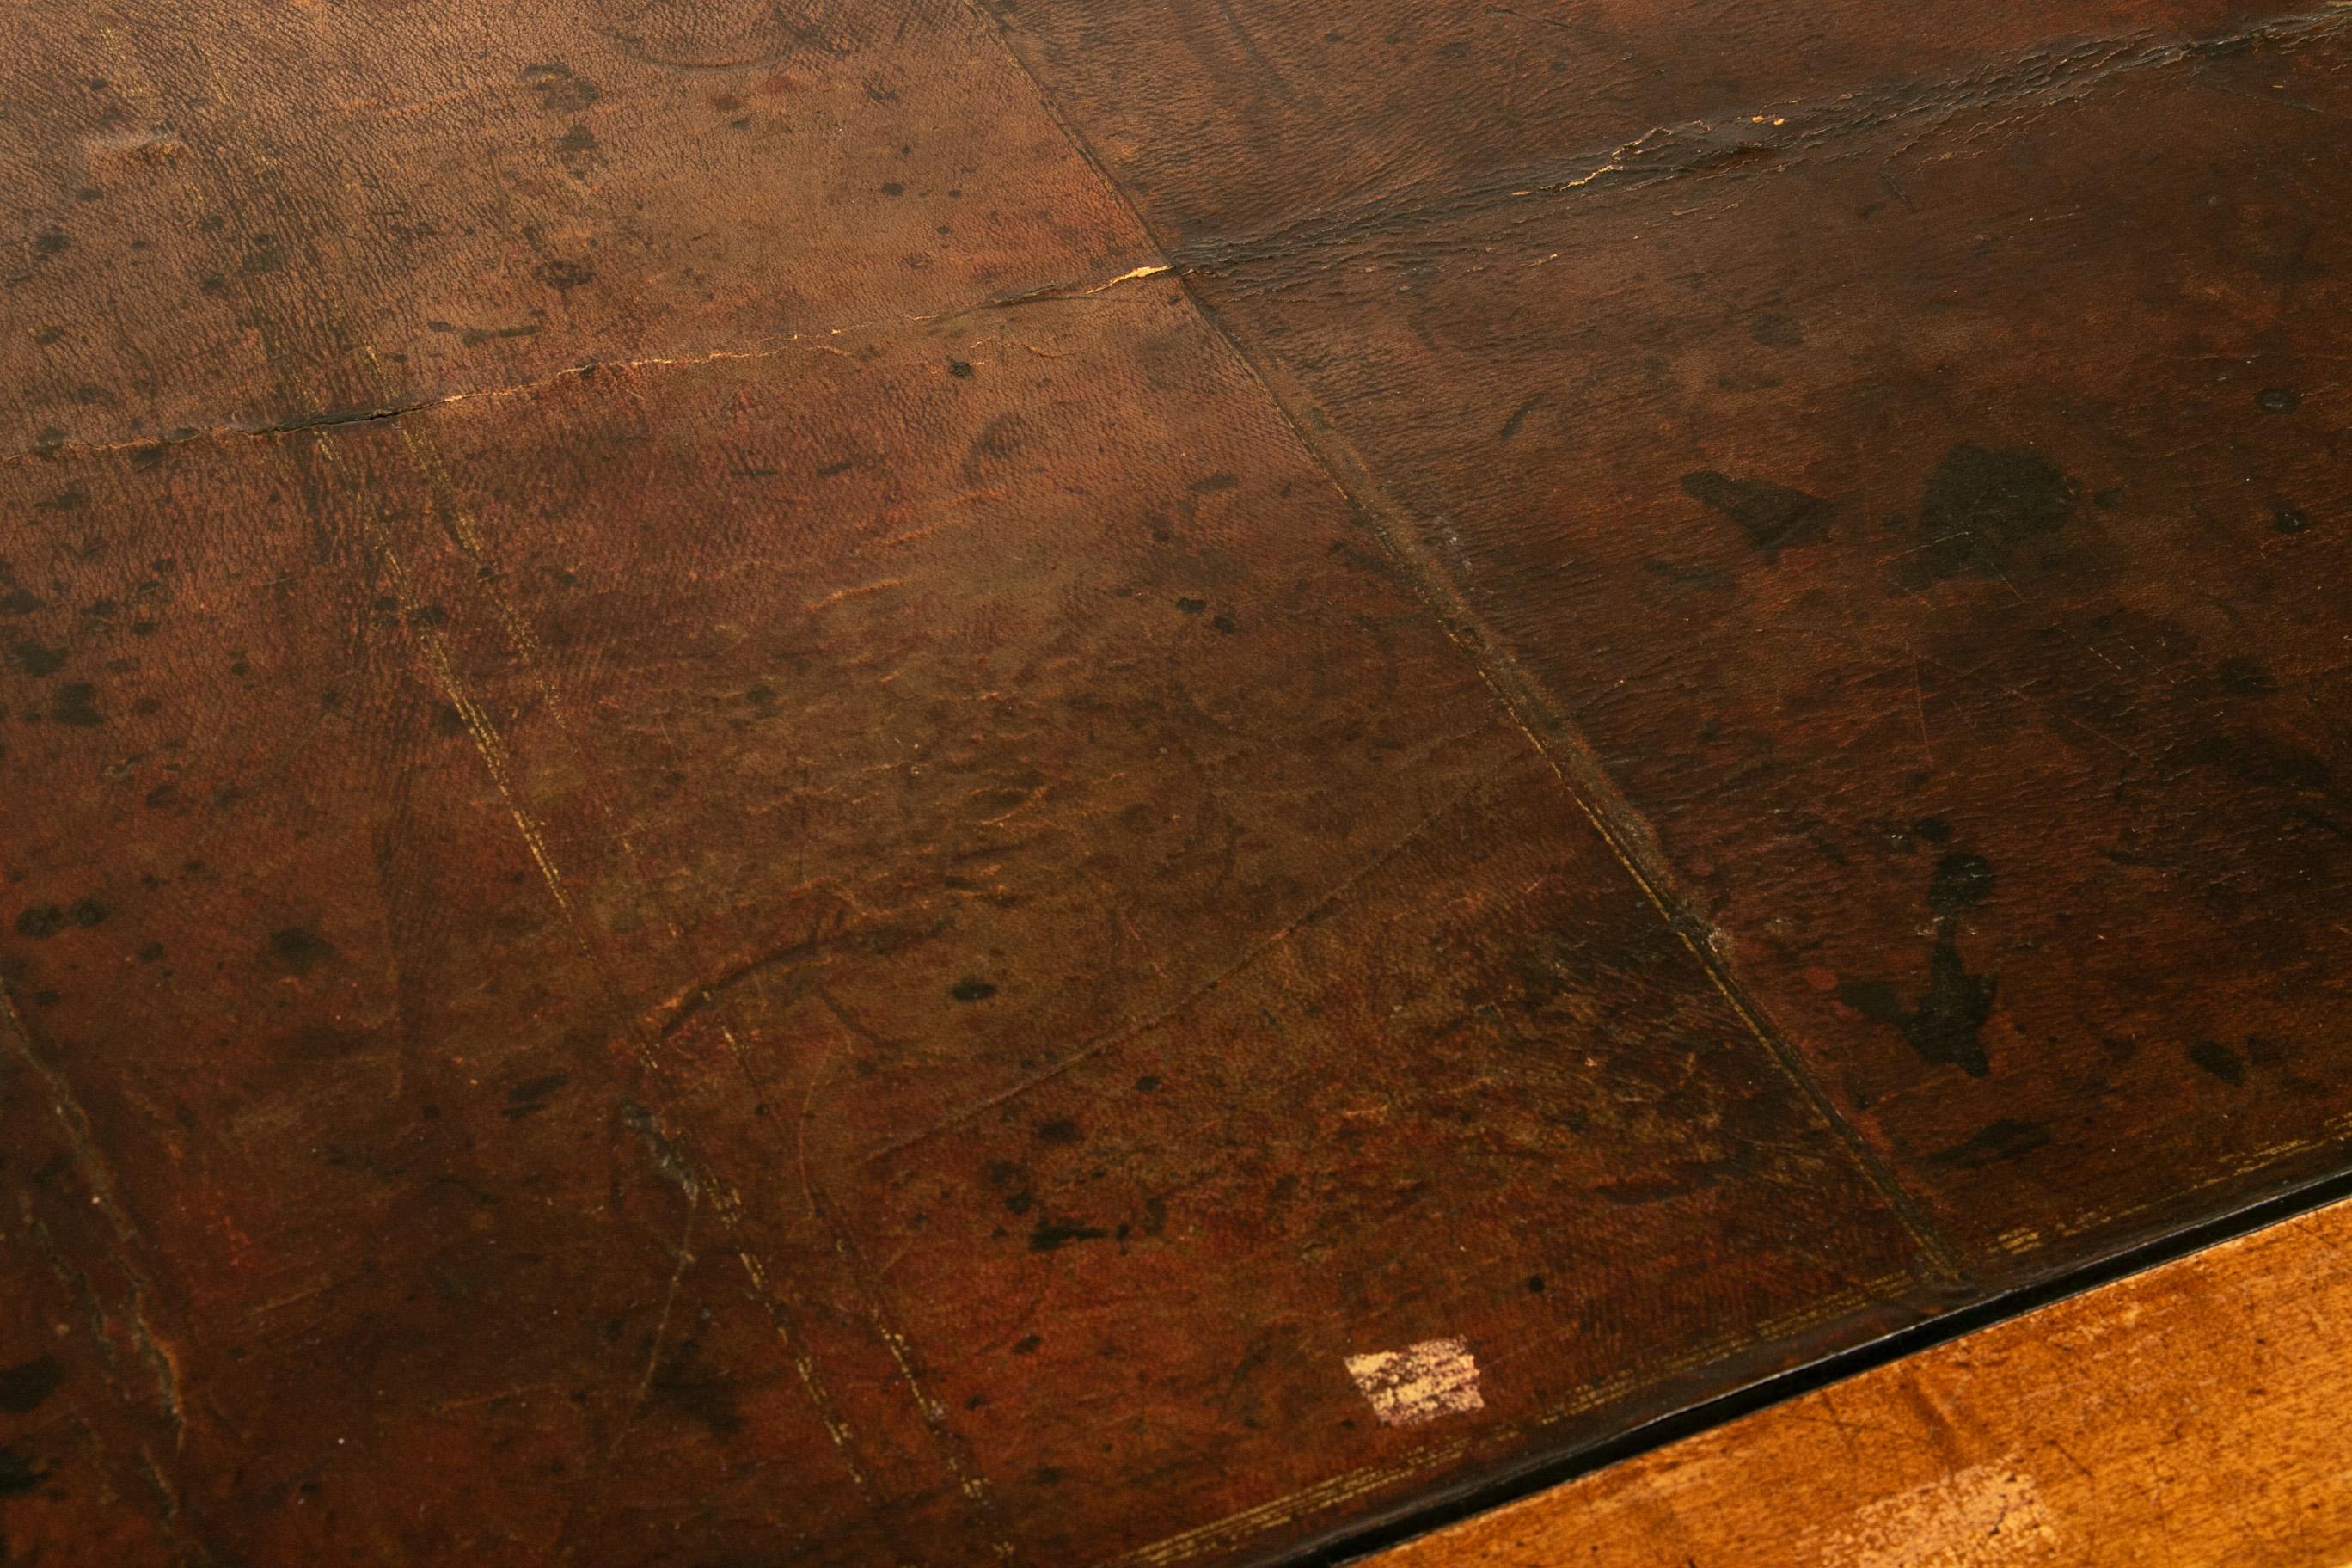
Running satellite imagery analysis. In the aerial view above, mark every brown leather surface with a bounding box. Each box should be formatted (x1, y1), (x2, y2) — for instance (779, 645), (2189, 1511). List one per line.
(2, 1), (2346, 1563)
(988, 0), (2309, 245)
(1179, 13), (2352, 1270)
(2, 0), (1148, 450)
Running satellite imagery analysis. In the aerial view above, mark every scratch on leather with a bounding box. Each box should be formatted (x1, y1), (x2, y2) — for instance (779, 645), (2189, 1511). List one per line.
(0, 986), (188, 1446)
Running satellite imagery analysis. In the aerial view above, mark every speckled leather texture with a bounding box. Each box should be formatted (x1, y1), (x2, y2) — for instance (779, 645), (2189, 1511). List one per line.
(3, 1), (2348, 1562)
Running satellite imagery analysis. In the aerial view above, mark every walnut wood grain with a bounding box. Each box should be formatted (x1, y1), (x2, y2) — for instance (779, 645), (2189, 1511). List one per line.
(1375, 1193), (2352, 1568)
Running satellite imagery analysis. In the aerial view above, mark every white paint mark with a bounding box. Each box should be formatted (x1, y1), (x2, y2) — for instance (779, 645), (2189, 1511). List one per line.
(1344, 1338), (1484, 1426)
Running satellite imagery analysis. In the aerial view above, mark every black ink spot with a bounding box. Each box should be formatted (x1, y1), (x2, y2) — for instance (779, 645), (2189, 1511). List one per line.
(1525, 1274), (1546, 1295)
(1926, 1118), (2050, 1169)
(950, 977), (997, 1002)
(1035, 1118), (1081, 1147)
(505, 1073), (569, 1118)
(879, 181), (904, 197)
(946, 359), (974, 378)
(34, 226), (69, 257)
(520, 63), (600, 114)
(0, 1355), (62, 1414)
(2255, 387), (2300, 414)
(458, 322), (539, 348)
(432, 703), (468, 737)
(49, 681), (103, 726)
(1926, 852), (1994, 916)
(1497, 393), (1547, 443)
(1011, 1334), (1042, 1355)
(2188, 1038), (2246, 1086)
(7, 640), (65, 677)
(1028, 1217), (1109, 1252)
(69, 899), (105, 928)
(1748, 311), (1804, 348)
(1680, 470), (1829, 561)
(1894, 444), (2079, 591)
(1911, 817), (1952, 846)
(269, 925), (335, 976)
(554, 122), (603, 174)
(0, 1448), (42, 1497)
(1837, 851), (1999, 1076)
(537, 259), (595, 291)
(14, 906), (64, 940)
(1134, 1075), (1161, 1093)
(1173, 597), (1207, 616)
(651, 1335), (742, 1438)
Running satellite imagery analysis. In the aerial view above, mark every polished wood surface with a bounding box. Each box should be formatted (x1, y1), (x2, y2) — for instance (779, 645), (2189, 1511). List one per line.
(2, 0), (2347, 1562)
(1376, 1195), (2352, 1567)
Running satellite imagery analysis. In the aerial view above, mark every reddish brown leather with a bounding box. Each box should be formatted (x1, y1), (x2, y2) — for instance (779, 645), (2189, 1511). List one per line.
(3, 1), (2347, 1563)
(1179, 14), (2352, 1268)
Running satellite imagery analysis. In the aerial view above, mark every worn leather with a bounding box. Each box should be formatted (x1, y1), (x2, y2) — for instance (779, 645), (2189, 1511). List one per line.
(3, 0), (2348, 1562)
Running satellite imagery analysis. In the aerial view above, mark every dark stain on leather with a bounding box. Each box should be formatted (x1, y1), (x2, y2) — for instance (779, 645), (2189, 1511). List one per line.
(961, 412), (1031, 481)
(268, 925), (337, 977)
(650, 1332), (744, 1439)
(1028, 1216), (1111, 1252)
(0, 1448), (44, 1497)
(1838, 852), (2000, 1077)
(1681, 469), (1832, 561)
(0, 1356), (63, 1415)
(1926, 1118), (2050, 1170)
(6, 639), (64, 677)
(47, 680), (103, 726)
(1890, 444), (2080, 591)
(2188, 1039), (2249, 1087)
(519, 64), (601, 115)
